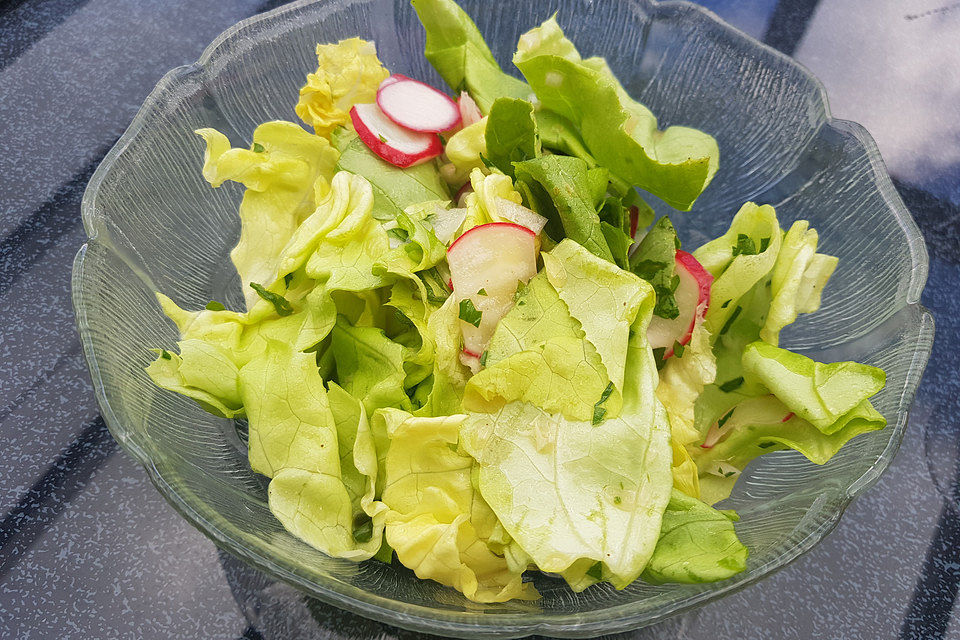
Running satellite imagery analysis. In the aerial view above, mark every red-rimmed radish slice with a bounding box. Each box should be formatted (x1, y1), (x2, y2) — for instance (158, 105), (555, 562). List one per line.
(350, 103), (442, 168)
(377, 77), (462, 133)
(447, 222), (539, 359)
(458, 91), (483, 127)
(647, 250), (713, 359)
(496, 197), (547, 235)
(379, 74), (404, 89)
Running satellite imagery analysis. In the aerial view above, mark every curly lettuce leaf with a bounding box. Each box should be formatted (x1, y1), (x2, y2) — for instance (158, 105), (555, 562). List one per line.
(484, 97), (541, 177)
(657, 321), (717, 447)
(295, 38), (390, 137)
(693, 394), (886, 505)
(410, 0), (530, 112)
(145, 340), (243, 419)
(331, 315), (412, 415)
(761, 221), (838, 345)
(461, 280), (673, 590)
(377, 409), (537, 602)
(641, 490), (747, 584)
(195, 122), (339, 309)
(443, 117), (488, 184)
(513, 17), (718, 211)
(742, 341), (886, 434)
(333, 129), (449, 221)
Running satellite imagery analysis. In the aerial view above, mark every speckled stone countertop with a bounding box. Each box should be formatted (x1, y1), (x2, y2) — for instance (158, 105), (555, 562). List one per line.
(0, 0), (958, 638)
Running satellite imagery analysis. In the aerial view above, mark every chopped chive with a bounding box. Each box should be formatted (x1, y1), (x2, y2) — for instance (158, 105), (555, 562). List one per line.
(719, 306), (742, 336)
(718, 377), (744, 393)
(720, 299), (731, 309)
(757, 441), (778, 449)
(479, 351), (488, 366)
(249, 282), (293, 316)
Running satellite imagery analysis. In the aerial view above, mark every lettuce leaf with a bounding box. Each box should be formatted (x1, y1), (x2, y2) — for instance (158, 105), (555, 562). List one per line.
(514, 155), (613, 261)
(630, 216), (680, 319)
(295, 38), (390, 137)
(657, 321), (716, 447)
(461, 278), (673, 590)
(195, 122), (339, 308)
(742, 341), (886, 434)
(693, 394), (886, 505)
(513, 18), (718, 210)
(443, 117), (488, 184)
(641, 490), (747, 584)
(761, 221), (838, 345)
(484, 97), (541, 177)
(333, 130), (449, 221)
(331, 315), (412, 415)
(145, 340), (243, 419)
(411, 0), (530, 112)
(377, 409), (537, 602)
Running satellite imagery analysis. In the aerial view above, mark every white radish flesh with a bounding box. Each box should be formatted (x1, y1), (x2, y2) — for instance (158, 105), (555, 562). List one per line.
(350, 103), (442, 168)
(458, 91), (483, 127)
(496, 197), (547, 235)
(377, 77), (462, 133)
(647, 250), (713, 358)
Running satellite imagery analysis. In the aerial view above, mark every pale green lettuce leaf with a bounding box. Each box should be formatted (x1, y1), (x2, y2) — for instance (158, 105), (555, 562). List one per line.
(742, 341), (886, 434)
(657, 321), (717, 447)
(410, 0), (530, 112)
(443, 117), (488, 184)
(692, 394), (886, 505)
(333, 129), (449, 221)
(761, 221), (838, 345)
(641, 489), (747, 584)
(458, 168), (524, 236)
(376, 409), (537, 602)
(331, 315), (412, 415)
(145, 342), (243, 419)
(542, 239), (647, 394)
(513, 18), (718, 210)
(195, 122), (339, 308)
(373, 204), (448, 301)
(462, 285), (673, 590)
(414, 295), (472, 417)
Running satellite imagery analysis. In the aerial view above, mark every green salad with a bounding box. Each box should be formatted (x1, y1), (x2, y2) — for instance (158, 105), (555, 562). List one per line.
(147, 0), (886, 603)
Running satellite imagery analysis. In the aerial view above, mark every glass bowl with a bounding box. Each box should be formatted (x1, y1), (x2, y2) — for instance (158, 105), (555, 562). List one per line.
(71, 0), (934, 636)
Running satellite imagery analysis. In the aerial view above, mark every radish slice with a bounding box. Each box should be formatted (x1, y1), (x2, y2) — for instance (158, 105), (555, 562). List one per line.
(350, 103), (442, 168)
(377, 77), (462, 133)
(379, 74), (404, 89)
(455, 181), (474, 206)
(458, 91), (483, 127)
(648, 250), (713, 358)
(496, 198), (547, 235)
(447, 222), (539, 358)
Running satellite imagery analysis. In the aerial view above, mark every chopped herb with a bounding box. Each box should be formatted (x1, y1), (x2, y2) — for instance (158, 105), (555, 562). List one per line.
(720, 299), (731, 309)
(723, 471), (736, 478)
(673, 341), (685, 357)
(479, 351), (488, 366)
(205, 300), (225, 311)
(477, 288), (487, 296)
(597, 381), (615, 405)
(252, 142), (265, 153)
(718, 377), (744, 393)
(283, 273), (294, 288)
(717, 409), (735, 428)
(613, 496), (622, 505)
(353, 514), (373, 543)
(419, 268), (451, 304)
(593, 406), (607, 425)
(719, 305), (742, 336)
(458, 298), (483, 327)
(759, 236), (771, 252)
(652, 346), (667, 370)
(249, 282), (293, 316)
(757, 441), (778, 449)
(377, 134), (387, 143)
(586, 562), (603, 581)
(731, 233), (757, 257)
(478, 153), (496, 169)
(160, 349), (172, 360)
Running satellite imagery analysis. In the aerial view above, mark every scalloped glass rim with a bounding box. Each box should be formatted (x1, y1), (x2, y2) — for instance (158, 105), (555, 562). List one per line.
(71, 0), (934, 637)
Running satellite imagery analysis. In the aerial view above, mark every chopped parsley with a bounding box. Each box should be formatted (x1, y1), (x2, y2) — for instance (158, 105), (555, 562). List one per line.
(718, 376), (744, 393)
(759, 236), (771, 252)
(720, 299), (731, 308)
(283, 273), (294, 288)
(479, 351), (489, 366)
(159, 349), (173, 360)
(251, 142), (265, 153)
(592, 382), (615, 425)
(673, 340), (685, 357)
(205, 300), (225, 311)
(458, 298), (483, 327)
(249, 282), (293, 316)
(586, 562), (603, 581)
(377, 134), (387, 143)
(731, 233), (757, 257)
(719, 305), (742, 336)
(757, 441), (778, 449)
(477, 288), (487, 296)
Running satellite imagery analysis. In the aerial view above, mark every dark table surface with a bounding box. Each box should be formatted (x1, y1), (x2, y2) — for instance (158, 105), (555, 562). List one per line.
(1, 0), (959, 638)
